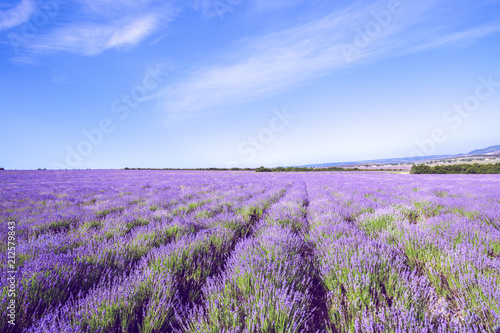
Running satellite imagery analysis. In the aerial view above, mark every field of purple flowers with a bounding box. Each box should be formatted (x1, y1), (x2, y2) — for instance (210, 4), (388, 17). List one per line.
(1, 170), (499, 332)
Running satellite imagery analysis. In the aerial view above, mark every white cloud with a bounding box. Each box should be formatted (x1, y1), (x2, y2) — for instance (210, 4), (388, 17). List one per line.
(158, 0), (500, 118)
(12, 0), (173, 57)
(408, 21), (500, 53)
(159, 0), (433, 117)
(27, 15), (159, 55)
(0, 0), (36, 31)
(107, 15), (158, 48)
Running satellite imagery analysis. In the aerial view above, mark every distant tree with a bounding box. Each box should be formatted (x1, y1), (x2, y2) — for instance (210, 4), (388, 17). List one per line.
(410, 165), (432, 174)
(411, 163), (500, 174)
(0, 168), (5, 170)
(255, 166), (271, 172)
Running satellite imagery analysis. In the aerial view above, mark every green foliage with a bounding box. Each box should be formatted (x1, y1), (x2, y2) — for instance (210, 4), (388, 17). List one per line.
(95, 206), (125, 218)
(125, 218), (150, 234)
(256, 166), (401, 172)
(255, 166), (272, 172)
(32, 219), (75, 237)
(80, 220), (102, 232)
(357, 214), (396, 237)
(411, 163), (500, 174)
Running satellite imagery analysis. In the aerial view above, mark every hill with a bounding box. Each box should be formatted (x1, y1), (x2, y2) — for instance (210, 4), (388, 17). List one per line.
(300, 145), (500, 168)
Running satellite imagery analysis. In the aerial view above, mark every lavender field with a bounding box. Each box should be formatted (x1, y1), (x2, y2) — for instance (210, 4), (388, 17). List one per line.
(1, 170), (499, 332)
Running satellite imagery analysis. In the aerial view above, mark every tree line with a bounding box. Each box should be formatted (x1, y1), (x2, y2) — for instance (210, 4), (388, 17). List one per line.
(410, 163), (500, 174)
(255, 166), (402, 172)
(122, 166), (402, 172)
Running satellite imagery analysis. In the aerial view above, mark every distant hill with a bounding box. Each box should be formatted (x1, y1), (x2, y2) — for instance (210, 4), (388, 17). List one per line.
(462, 145), (500, 156)
(300, 145), (500, 168)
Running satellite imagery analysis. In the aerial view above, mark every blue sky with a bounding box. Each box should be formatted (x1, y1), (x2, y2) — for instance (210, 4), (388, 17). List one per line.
(1, 0), (499, 169)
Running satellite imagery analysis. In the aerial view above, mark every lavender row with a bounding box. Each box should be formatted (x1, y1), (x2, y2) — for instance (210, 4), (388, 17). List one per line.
(185, 225), (314, 332)
(17, 176), (290, 332)
(1, 170), (499, 332)
(27, 226), (235, 332)
(26, 181), (288, 332)
(1, 216), (197, 332)
(356, 207), (500, 330)
(185, 181), (317, 332)
(2, 189), (256, 331)
(306, 174), (500, 332)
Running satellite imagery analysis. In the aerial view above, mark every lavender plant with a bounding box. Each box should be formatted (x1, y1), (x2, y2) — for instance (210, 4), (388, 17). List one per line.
(0, 170), (498, 332)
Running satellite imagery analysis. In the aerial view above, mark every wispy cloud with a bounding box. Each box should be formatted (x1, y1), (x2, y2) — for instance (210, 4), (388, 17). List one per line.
(107, 15), (159, 48)
(158, 0), (433, 117)
(30, 14), (160, 56)
(408, 21), (500, 53)
(192, 0), (307, 17)
(0, 0), (36, 31)
(11, 0), (174, 57)
(158, 0), (500, 118)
